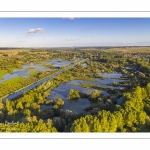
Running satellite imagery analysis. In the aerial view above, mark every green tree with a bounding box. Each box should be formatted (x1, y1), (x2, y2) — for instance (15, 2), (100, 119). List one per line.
(89, 90), (101, 101)
(23, 109), (31, 117)
(67, 89), (80, 100)
(16, 102), (23, 110)
(54, 98), (64, 106)
(53, 104), (59, 109)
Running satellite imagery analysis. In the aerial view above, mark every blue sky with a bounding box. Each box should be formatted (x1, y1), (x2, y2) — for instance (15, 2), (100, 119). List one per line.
(0, 18), (150, 47)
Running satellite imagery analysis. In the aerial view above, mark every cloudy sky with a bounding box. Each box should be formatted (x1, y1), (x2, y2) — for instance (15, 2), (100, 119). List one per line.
(0, 18), (150, 47)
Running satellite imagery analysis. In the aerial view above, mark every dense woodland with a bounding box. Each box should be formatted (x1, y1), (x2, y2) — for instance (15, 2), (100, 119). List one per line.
(0, 48), (150, 132)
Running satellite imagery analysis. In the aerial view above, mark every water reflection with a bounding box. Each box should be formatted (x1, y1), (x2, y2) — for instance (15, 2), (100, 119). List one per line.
(83, 63), (88, 67)
(67, 78), (124, 89)
(99, 71), (122, 78)
(0, 70), (30, 82)
(117, 97), (123, 104)
(0, 58), (79, 83)
(2, 58), (88, 103)
(41, 83), (109, 114)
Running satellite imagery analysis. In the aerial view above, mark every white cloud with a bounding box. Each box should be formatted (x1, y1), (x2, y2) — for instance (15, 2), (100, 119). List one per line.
(100, 24), (109, 28)
(123, 41), (138, 45)
(103, 24), (108, 27)
(82, 27), (93, 32)
(63, 17), (76, 20)
(18, 41), (26, 42)
(25, 28), (45, 34)
(66, 38), (79, 41)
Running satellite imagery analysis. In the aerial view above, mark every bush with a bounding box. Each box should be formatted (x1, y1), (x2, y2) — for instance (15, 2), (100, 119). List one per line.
(89, 90), (101, 102)
(45, 100), (53, 105)
(54, 98), (64, 106)
(53, 104), (59, 109)
(67, 89), (80, 100)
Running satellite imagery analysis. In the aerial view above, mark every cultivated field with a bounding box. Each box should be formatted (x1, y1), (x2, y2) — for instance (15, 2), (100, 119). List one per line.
(108, 47), (150, 53)
(0, 49), (30, 56)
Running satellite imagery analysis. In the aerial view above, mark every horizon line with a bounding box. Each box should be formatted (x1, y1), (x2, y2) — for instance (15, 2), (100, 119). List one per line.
(0, 46), (150, 49)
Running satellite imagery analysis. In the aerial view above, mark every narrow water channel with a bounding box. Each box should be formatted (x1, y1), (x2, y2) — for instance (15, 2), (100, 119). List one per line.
(1, 58), (88, 102)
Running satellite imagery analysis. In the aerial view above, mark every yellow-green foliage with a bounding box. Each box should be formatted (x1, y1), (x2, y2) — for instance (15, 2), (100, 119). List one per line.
(89, 90), (101, 101)
(0, 70), (8, 79)
(70, 110), (117, 132)
(71, 84), (150, 132)
(54, 98), (64, 106)
(0, 119), (57, 132)
(67, 89), (80, 100)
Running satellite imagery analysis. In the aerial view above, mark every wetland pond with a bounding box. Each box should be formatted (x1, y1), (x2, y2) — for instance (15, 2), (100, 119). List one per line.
(2, 59), (126, 113)
(20, 70), (125, 121)
(0, 58), (78, 82)
(67, 70), (125, 90)
(99, 70), (122, 78)
(42, 70), (125, 114)
(41, 83), (109, 114)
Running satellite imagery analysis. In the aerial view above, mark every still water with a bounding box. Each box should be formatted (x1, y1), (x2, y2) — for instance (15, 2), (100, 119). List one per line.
(0, 59), (77, 82)
(41, 83), (109, 114)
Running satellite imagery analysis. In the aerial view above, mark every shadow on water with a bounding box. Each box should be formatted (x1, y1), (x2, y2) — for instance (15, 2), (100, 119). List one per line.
(67, 78), (124, 90)
(0, 59), (77, 83)
(41, 83), (109, 114)
(99, 70), (122, 78)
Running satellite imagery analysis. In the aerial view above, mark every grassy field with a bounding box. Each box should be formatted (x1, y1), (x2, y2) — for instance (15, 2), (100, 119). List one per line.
(29, 71), (39, 77)
(0, 49), (30, 56)
(1, 76), (23, 85)
(0, 67), (18, 79)
(107, 47), (150, 53)
(71, 77), (97, 81)
(0, 70), (8, 79)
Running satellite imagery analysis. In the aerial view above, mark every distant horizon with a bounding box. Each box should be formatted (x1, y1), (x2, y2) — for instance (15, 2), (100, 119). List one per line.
(0, 46), (150, 49)
(1, 18), (150, 47)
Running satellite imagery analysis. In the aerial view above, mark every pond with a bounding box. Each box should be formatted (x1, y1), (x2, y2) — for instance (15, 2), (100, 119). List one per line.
(117, 97), (123, 104)
(0, 58), (79, 83)
(1, 58), (88, 102)
(23, 62), (50, 72)
(83, 63), (88, 67)
(99, 71), (122, 78)
(67, 78), (124, 89)
(20, 115), (25, 122)
(41, 83), (109, 114)
(0, 69), (30, 82)
(125, 66), (133, 70)
(45, 59), (71, 67)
